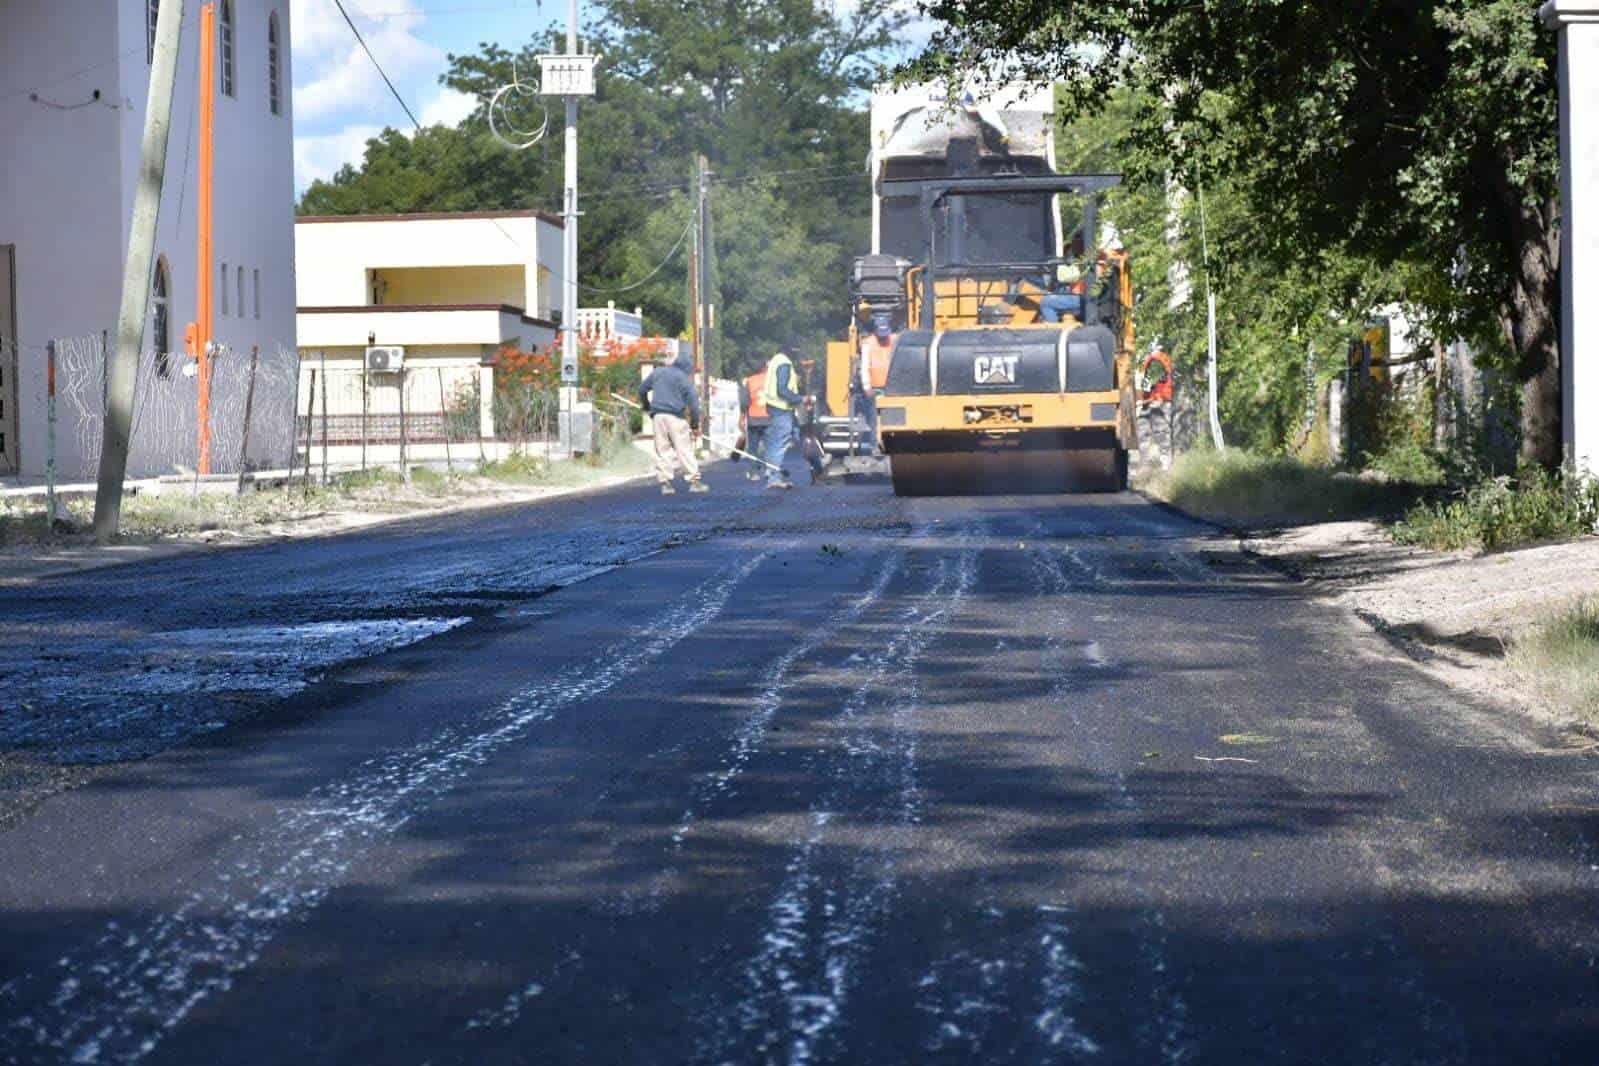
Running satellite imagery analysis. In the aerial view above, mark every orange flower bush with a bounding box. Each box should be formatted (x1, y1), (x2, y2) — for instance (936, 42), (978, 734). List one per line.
(489, 335), (673, 443)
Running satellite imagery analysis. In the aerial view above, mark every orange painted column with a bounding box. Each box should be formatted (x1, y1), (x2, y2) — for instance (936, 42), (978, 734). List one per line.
(194, 3), (216, 474)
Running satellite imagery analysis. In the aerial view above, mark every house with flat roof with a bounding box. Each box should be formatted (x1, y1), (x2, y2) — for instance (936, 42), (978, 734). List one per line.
(294, 210), (565, 457)
(1, 0), (299, 479)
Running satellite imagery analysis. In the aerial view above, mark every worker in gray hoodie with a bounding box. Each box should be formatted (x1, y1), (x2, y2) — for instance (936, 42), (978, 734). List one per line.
(638, 351), (707, 495)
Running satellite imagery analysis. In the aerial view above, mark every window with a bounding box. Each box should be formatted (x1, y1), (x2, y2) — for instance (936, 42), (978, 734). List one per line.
(253, 268), (261, 319)
(152, 257), (172, 376)
(237, 266), (245, 322)
(147, 0), (161, 64)
(220, 1), (236, 98)
(221, 262), (229, 317)
(267, 13), (282, 115)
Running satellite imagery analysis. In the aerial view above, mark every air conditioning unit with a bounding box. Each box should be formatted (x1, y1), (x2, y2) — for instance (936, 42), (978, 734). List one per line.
(365, 346), (405, 372)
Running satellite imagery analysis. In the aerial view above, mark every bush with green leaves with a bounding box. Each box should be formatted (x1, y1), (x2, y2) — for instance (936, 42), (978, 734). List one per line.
(1391, 468), (1599, 552)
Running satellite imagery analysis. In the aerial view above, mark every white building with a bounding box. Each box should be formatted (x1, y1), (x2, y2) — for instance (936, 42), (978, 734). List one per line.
(0, 0), (298, 479)
(295, 210), (564, 455)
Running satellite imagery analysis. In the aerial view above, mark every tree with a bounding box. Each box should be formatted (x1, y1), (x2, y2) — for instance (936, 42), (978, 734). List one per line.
(909, 1), (1562, 466)
(298, 1), (909, 372)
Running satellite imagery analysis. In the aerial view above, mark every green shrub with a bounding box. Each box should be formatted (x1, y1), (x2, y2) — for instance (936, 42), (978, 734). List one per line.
(1391, 468), (1599, 552)
(479, 452), (551, 484)
(408, 466), (450, 494)
(1367, 441), (1446, 486)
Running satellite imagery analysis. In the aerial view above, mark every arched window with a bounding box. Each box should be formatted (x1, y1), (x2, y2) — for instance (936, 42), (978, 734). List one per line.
(147, 0), (161, 64)
(220, 0), (236, 98)
(267, 13), (282, 115)
(152, 257), (172, 376)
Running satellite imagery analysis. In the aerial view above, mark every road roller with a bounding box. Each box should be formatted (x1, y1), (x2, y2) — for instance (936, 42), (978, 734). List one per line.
(877, 173), (1137, 496)
(812, 82), (1138, 495)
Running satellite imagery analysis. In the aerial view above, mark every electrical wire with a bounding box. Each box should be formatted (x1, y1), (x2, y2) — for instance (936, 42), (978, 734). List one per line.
(330, 0), (424, 129)
(326, 0), (530, 254)
(577, 213), (696, 294)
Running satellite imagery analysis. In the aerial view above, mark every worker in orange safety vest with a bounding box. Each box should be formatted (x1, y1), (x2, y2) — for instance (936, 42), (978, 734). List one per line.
(739, 368), (771, 481)
(856, 312), (895, 436)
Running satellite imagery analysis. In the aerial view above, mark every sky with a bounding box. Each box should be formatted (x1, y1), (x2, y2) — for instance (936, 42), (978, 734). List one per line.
(291, 0), (554, 192)
(290, 0), (932, 195)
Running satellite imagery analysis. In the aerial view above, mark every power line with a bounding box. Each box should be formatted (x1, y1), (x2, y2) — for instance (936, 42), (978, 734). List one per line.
(578, 212), (696, 294)
(331, 0), (423, 129)
(327, 0), (531, 256)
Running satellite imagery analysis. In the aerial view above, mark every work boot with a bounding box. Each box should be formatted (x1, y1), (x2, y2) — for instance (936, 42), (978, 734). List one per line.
(688, 481), (709, 494)
(766, 480), (793, 491)
(660, 483), (677, 495)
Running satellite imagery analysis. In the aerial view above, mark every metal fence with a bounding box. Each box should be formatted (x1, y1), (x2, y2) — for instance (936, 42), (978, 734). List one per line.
(292, 365), (561, 458)
(2, 333), (300, 481)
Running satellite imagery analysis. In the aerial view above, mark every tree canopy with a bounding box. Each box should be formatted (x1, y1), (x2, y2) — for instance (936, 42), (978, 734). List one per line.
(299, 0), (909, 377)
(909, 0), (1562, 464)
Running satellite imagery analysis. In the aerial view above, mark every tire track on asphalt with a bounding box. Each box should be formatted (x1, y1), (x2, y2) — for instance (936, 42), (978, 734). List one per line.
(1029, 547), (1193, 1065)
(669, 544), (909, 851)
(0, 551), (769, 1066)
(700, 535), (979, 1066)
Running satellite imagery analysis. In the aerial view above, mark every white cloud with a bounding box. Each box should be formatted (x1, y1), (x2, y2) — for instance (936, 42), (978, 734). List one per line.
(291, 0), (449, 189)
(418, 86), (478, 128)
(293, 19), (442, 125)
(294, 124), (386, 190)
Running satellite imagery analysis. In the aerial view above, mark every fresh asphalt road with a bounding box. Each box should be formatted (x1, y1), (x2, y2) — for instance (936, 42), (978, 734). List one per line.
(2, 465), (1598, 1064)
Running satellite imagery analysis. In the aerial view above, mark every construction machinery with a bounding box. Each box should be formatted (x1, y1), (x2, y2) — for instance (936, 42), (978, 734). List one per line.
(814, 83), (1138, 494)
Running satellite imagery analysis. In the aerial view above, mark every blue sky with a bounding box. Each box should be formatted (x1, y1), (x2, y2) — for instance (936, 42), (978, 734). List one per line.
(291, 1), (930, 193)
(291, 1), (559, 191)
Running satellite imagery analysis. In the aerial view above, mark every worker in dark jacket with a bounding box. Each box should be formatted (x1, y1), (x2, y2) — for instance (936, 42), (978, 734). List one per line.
(639, 351), (707, 495)
(760, 346), (806, 489)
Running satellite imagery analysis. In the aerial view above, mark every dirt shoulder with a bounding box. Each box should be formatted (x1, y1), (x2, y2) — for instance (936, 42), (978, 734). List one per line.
(1236, 517), (1599, 732)
(0, 449), (658, 585)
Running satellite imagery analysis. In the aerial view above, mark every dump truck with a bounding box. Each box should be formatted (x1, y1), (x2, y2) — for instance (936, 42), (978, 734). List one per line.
(813, 83), (1137, 494)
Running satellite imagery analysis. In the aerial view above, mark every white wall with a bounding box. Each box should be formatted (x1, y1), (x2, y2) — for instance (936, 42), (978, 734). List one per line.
(1, 0), (126, 473)
(1, 0), (299, 478)
(295, 214), (562, 319)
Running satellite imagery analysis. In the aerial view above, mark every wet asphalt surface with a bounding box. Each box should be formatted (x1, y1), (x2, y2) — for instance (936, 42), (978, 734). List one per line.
(2, 465), (1599, 1064)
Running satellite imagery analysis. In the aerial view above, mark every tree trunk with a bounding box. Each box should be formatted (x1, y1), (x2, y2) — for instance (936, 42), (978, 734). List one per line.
(1502, 193), (1562, 469)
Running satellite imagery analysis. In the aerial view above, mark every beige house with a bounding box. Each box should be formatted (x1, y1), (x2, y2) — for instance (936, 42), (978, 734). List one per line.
(295, 210), (562, 459)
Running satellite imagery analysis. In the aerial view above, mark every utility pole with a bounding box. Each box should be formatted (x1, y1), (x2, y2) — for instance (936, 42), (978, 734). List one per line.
(687, 159), (700, 378)
(94, 0), (185, 541)
(696, 153), (714, 438)
(545, 0), (593, 458)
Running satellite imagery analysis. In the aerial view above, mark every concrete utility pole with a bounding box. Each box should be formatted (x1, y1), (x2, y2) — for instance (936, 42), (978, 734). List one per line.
(555, 0), (584, 457)
(95, 0), (185, 541)
(1542, 0), (1598, 476)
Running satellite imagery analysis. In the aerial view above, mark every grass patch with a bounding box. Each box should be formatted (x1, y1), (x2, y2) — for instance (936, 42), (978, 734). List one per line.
(1508, 598), (1599, 723)
(408, 465), (451, 495)
(1391, 468), (1599, 552)
(1139, 448), (1423, 528)
(478, 452), (552, 484)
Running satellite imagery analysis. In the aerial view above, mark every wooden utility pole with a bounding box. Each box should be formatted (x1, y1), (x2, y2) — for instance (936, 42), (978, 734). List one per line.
(697, 153), (713, 432)
(688, 156), (700, 376)
(94, 0), (186, 541)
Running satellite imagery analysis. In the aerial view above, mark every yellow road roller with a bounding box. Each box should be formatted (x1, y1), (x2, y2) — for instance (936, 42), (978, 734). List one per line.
(874, 174), (1138, 495)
